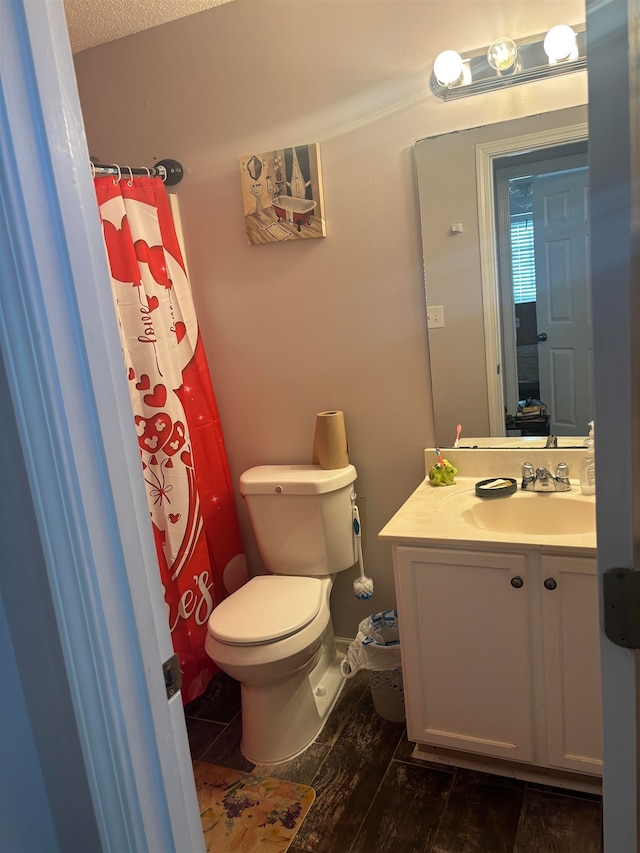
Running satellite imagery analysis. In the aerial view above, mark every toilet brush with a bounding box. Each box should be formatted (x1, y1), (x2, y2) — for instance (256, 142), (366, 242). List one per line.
(352, 504), (374, 600)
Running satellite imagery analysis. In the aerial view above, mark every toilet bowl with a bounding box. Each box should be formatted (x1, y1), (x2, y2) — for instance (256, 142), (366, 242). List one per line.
(205, 463), (357, 765)
(206, 574), (343, 763)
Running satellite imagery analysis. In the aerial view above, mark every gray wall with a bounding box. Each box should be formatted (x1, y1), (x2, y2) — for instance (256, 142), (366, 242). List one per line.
(73, 0), (587, 635)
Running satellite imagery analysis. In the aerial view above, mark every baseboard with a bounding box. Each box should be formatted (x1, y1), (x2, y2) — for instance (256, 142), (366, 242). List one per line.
(411, 743), (602, 795)
(335, 636), (354, 655)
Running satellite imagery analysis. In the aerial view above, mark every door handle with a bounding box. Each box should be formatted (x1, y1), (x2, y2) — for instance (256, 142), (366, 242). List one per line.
(536, 332), (548, 343)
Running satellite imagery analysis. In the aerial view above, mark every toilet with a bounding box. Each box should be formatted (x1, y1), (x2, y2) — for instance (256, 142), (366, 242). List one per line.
(205, 463), (358, 764)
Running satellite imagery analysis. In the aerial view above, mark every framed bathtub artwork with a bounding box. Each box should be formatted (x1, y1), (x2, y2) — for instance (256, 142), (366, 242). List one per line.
(239, 143), (327, 245)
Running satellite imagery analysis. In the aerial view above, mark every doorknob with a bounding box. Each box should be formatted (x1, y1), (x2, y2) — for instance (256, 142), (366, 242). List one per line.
(536, 332), (548, 342)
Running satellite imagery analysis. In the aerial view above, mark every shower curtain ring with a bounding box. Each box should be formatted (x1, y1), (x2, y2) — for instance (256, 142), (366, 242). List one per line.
(125, 166), (134, 186)
(144, 167), (151, 177)
(90, 161), (96, 179)
(110, 164), (122, 185)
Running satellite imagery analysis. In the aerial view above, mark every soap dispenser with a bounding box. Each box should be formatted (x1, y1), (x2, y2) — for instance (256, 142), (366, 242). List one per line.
(580, 421), (596, 495)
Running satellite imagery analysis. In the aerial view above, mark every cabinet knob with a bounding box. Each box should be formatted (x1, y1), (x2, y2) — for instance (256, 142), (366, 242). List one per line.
(510, 576), (524, 589)
(544, 577), (558, 591)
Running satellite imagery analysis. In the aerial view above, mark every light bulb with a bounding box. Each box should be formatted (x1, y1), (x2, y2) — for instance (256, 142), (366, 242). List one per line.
(487, 38), (518, 72)
(433, 50), (464, 86)
(544, 25), (578, 63)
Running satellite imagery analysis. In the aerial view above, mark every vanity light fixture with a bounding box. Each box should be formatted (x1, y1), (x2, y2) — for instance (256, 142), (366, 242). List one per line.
(487, 38), (519, 73)
(431, 24), (586, 100)
(433, 50), (467, 86)
(543, 24), (579, 64)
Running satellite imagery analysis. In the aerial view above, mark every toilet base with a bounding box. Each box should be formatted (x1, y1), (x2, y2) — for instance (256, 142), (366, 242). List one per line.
(240, 642), (345, 765)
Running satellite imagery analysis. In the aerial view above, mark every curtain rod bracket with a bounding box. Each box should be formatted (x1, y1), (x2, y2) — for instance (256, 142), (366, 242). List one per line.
(155, 159), (184, 186)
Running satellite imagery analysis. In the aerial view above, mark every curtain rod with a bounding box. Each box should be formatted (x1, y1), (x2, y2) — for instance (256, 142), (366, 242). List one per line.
(90, 158), (184, 186)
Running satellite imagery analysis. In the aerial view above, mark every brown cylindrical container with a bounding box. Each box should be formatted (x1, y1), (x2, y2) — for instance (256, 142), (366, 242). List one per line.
(312, 410), (349, 469)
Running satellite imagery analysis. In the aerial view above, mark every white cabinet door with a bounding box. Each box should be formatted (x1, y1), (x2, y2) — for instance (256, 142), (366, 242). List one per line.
(395, 547), (534, 762)
(540, 555), (603, 775)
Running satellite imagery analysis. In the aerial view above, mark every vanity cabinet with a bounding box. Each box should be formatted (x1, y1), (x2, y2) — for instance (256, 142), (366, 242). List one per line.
(394, 545), (602, 779)
(539, 554), (603, 775)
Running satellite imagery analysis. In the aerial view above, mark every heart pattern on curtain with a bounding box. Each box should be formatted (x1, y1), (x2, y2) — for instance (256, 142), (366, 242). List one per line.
(95, 175), (246, 702)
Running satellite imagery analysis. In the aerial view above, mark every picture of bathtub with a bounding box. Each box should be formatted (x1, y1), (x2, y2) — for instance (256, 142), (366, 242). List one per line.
(239, 142), (326, 245)
(272, 196), (317, 231)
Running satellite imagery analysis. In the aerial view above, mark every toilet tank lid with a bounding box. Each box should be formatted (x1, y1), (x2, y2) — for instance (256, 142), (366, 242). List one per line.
(240, 463), (357, 496)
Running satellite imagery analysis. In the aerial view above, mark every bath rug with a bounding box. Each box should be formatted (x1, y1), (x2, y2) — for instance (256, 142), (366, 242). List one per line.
(264, 222), (292, 241)
(193, 761), (315, 853)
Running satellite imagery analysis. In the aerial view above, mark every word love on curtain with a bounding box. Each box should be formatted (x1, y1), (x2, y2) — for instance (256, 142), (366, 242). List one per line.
(94, 174), (245, 703)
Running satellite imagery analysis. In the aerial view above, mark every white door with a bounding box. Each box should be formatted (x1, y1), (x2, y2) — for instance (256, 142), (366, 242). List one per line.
(1, 3), (204, 849)
(587, 0), (639, 849)
(533, 167), (592, 436)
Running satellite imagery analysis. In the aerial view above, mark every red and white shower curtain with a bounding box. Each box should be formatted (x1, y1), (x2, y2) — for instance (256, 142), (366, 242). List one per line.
(94, 174), (245, 703)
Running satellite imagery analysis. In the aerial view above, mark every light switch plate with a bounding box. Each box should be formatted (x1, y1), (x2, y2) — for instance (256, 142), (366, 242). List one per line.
(427, 305), (444, 328)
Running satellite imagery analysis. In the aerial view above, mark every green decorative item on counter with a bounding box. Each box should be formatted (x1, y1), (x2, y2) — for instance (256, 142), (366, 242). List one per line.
(429, 449), (458, 486)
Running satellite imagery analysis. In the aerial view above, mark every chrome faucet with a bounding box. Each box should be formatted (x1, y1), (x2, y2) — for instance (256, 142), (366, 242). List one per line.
(521, 461), (571, 492)
(545, 434), (558, 448)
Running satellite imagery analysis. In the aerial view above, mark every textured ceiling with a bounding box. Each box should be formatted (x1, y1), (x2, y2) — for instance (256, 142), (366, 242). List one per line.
(63, 0), (235, 53)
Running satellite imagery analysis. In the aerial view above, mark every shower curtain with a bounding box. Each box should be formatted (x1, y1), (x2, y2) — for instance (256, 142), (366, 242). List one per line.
(94, 174), (245, 703)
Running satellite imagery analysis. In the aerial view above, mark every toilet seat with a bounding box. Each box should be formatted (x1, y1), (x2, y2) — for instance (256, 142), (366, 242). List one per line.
(208, 575), (323, 645)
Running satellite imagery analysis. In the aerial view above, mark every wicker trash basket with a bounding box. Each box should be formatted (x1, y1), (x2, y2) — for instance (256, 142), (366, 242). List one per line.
(340, 609), (405, 723)
(369, 666), (405, 723)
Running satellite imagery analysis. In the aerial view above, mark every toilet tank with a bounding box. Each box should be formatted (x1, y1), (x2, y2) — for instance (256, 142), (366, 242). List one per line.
(239, 464), (358, 576)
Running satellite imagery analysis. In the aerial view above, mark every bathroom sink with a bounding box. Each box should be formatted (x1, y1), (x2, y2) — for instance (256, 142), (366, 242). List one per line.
(439, 489), (596, 536)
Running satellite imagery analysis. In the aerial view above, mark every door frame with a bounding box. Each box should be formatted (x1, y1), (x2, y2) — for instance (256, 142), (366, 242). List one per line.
(475, 123), (588, 435)
(0, 2), (204, 849)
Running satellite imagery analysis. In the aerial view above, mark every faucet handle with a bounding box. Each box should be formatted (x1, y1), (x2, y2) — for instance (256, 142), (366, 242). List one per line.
(522, 462), (535, 481)
(555, 462), (570, 483)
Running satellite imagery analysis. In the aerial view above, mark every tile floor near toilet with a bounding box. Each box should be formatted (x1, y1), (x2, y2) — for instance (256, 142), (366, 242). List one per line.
(184, 671), (603, 853)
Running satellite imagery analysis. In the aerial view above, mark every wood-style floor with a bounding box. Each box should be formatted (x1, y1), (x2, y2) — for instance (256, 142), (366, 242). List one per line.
(184, 671), (603, 853)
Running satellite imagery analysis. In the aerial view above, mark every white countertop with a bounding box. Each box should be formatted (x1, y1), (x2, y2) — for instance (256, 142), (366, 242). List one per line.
(378, 475), (597, 553)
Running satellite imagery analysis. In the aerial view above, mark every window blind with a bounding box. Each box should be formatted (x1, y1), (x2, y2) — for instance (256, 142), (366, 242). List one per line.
(510, 212), (536, 304)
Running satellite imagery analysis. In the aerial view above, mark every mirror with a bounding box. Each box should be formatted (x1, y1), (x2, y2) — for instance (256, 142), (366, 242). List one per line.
(247, 155), (262, 181)
(415, 105), (589, 448)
